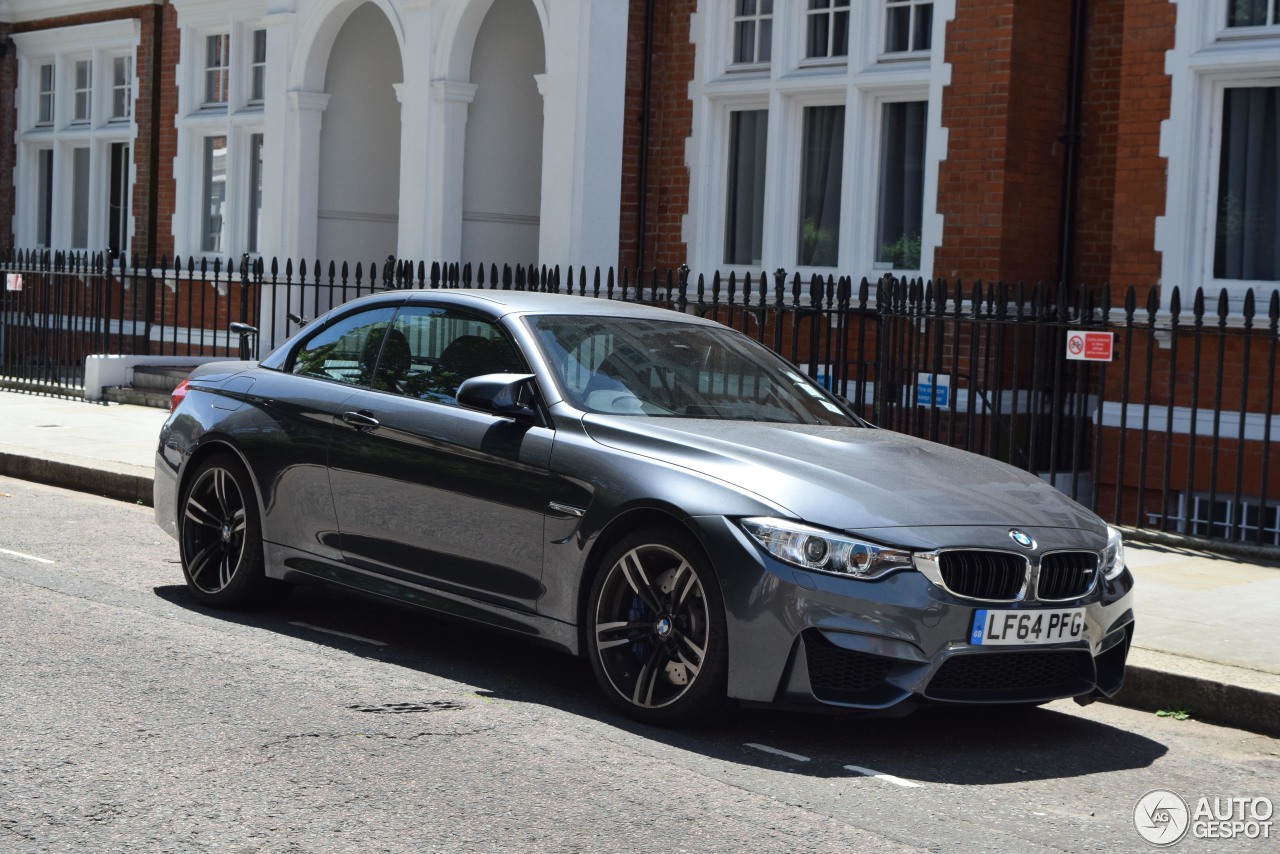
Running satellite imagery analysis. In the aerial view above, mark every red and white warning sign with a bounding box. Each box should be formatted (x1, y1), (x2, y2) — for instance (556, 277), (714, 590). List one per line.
(1065, 330), (1114, 361)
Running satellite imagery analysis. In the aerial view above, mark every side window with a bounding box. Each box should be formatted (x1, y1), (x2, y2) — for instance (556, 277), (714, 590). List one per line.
(290, 306), (397, 385)
(377, 306), (526, 405)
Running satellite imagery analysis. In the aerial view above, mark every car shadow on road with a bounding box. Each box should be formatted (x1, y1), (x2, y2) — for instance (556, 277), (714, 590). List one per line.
(154, 581), (1170, 786)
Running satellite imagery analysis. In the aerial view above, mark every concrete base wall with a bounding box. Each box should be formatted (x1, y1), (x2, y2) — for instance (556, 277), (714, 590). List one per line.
(84, 355), (236, 402)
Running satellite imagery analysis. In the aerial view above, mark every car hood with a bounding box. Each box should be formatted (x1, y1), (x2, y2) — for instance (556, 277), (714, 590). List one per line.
(581, 416), (1102, 535)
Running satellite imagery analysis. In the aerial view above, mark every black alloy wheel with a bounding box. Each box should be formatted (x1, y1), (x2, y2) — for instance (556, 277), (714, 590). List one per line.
(179, 454), (277, 609)
(588, 527), (728, 725)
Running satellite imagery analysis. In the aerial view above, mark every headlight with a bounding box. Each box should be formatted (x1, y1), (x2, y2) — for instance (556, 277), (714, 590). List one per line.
(739, 517), (914, 580)
(1101, 525), (1126, 580)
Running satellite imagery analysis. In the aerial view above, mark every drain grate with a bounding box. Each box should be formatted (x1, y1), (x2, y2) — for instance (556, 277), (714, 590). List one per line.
(346, 701), (464, 714)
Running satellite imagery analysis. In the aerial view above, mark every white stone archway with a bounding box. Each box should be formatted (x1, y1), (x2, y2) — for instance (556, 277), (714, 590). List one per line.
(265, 0), (628, 277)
(459, 0), (545, 271)
(315, 4), (403, 270)
(272, 0), (406, 270)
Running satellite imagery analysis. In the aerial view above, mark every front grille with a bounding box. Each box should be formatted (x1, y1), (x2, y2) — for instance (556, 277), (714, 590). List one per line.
(1037, 551), (1099, 600)
(938, 551), (1027, 600)
(926, 650), (1096, 702)
(805, 634), (895, 703)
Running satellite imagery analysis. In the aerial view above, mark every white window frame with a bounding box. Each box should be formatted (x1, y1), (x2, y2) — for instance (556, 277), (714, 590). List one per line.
(33, 146), (55, 248)
(71, 57), (93, 124)
(199, 133), (229, 254)
(882, 0), (936, 60)
(12, 21), (139, 254)
(248, 28), (267, 106)
(720, 102), (771, 267)
(1222, 0), (1280, 33)
(1165, 492), (1280, 545)
(109, 53), (134, 122)
(870, 96), (930, 274)
(203, 32), (231, 108)
(730, 0), (774, 70)
(36, 62), (55, 127)
(174, 4), (269, 260)
(689, 1), (951, 282)
(1158, 1), (1280, 315)
(790, 95), (849, 270)
(802, 0), (851, 65)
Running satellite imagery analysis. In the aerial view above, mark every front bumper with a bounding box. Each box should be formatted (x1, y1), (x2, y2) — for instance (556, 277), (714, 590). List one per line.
(691, 516), (1136, 710)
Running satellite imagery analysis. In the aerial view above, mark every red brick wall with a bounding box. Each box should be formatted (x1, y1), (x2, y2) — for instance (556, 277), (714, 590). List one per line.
(934, 0), (1072, 285)
(1002, 1), (1073, 284)
(145, 1), (180, 262)
(619, 0), (695, 274)
(1105, 0), (1175, 299)
(2, 4), (168, 260)
(1072, 0), (1125, 286)
(934, 1), (1016, 281)
(0, 24), (16, 248)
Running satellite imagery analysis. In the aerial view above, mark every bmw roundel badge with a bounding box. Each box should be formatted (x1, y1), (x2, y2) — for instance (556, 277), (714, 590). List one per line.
(1009, 529), (1036, 549)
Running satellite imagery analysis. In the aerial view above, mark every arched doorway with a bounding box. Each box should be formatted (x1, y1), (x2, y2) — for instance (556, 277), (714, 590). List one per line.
(461, 0), (545, 270)
(316, 3), (402, 270)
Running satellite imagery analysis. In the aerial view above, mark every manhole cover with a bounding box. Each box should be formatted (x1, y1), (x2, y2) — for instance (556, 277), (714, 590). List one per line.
(346, 701), (464, 714)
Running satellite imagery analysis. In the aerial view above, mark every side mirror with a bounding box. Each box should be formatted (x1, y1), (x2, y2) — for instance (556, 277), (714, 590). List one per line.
(456, 373), (539, 422)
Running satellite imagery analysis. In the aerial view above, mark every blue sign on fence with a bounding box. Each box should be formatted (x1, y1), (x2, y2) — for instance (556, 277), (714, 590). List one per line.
(916, 373), (950, 407)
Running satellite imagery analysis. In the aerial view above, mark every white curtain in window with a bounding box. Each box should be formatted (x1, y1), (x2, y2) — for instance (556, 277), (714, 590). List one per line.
(798, 105), (844, 267)
(725, 110), (768, 266)
(876, 101), (927, 269)
(202, 136), (228, 254)
(1215, 86), (1280, 281)
(71, 147), (90, 249)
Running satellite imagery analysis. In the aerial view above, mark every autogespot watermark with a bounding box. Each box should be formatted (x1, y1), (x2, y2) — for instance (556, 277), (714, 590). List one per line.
(1134, 790), (1274, 846)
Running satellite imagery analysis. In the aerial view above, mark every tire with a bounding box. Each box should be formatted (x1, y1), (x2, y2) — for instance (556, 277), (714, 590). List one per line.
(586, 526), (729, 725)
(178, 453), (282, 609)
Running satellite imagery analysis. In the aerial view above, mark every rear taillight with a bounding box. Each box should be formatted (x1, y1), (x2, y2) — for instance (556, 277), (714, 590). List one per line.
(170, 379), (190, 412)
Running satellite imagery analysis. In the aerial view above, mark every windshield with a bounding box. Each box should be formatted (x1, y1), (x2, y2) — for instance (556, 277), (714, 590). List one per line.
(527, 314), (860, 426)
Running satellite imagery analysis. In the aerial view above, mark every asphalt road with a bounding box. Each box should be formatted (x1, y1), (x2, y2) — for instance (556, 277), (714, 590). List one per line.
(1, 477), (1277, 853)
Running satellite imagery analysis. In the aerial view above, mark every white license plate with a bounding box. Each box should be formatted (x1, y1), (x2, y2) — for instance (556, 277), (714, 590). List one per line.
(969, 608), (1086, 646)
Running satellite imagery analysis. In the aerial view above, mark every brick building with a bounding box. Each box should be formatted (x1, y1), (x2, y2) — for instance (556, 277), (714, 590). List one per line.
(2, 1), (1278, 538)
(5, 1), (1274, 305)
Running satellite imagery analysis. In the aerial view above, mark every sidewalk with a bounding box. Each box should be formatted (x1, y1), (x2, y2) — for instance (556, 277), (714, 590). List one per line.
(1, 388), (1278, 736)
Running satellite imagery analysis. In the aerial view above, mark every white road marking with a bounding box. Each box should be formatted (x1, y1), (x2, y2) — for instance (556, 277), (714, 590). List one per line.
(0, 548), (54, 565)
(745, 743), (811, 762)
(844, 764), (921, 788)
(288, 622), (388, 647)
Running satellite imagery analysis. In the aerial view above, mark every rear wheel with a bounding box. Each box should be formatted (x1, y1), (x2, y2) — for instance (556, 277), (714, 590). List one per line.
(179, 454), (281, 609)
(587, 527), (729, 725)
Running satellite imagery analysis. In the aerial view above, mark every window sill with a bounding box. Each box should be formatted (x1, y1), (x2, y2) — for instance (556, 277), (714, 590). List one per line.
(1217, 25), (1280, 44)
(876, 50), (932, 65)
(798, 57), (849, 70)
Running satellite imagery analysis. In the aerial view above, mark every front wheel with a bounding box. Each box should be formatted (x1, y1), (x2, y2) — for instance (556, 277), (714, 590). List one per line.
(179, 453), (281, 609)
(587, 527), (729, 725)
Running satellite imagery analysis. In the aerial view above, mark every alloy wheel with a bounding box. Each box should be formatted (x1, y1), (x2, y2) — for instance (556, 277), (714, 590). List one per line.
(592, 542), (712, 710)
(181, 464), (249, 595)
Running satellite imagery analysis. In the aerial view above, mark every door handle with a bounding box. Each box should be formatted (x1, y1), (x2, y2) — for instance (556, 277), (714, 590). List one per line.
(341, 410), (381, 432)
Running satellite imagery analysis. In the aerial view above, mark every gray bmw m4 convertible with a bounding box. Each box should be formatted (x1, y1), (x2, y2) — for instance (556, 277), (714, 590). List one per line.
(155, 289), (1134, 725)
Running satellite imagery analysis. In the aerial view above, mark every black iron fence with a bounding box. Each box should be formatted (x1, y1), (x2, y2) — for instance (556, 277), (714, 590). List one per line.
(2, 249), (1278, 551)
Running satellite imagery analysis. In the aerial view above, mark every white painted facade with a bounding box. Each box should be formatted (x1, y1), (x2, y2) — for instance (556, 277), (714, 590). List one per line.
(1157, 0), (1280, 316)
(685, 0), (953, 281)
(253, 0), (629, 273)
(168, 0), (628, 273)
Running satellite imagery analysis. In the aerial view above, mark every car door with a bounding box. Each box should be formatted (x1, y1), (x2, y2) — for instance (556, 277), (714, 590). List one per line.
(246, 303), (400, 561)
(327, 303), (553, 615)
